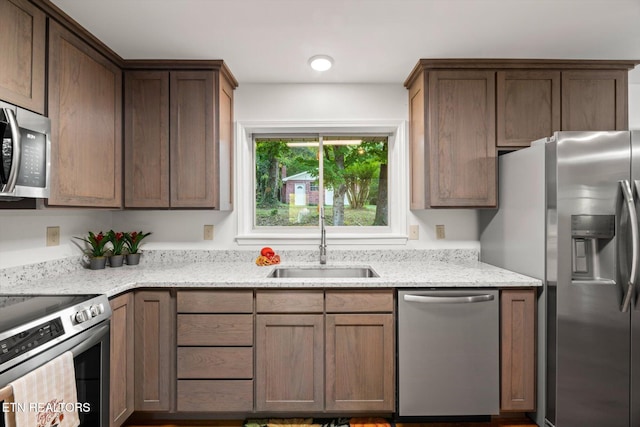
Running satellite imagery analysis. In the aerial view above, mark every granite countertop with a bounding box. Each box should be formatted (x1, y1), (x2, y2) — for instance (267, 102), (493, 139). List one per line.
(0, 249), (541, 297)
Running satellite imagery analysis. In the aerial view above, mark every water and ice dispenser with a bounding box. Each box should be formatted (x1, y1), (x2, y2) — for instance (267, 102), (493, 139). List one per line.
(571, 215), (616, 282)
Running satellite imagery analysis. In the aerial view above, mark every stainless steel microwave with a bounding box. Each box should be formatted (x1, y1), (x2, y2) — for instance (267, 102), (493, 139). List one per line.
(0, 100), (51, 200)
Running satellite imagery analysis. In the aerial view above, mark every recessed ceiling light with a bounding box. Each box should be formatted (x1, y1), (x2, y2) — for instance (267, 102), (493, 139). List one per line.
(309, 55), (333, 72)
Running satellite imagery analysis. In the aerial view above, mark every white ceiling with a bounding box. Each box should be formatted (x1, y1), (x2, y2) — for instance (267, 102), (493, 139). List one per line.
(51, 0), (640, 84)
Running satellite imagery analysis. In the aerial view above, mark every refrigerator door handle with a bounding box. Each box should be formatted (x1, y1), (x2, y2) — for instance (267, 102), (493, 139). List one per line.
(620, 180), (639, 312)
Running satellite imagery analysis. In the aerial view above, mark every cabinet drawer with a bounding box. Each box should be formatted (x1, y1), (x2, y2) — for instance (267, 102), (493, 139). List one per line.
(177, 380), (253, 412)
(177, 290), (253, 313)
(326, 290), (394, 312)
(177, 347), (253, 379)
(177, 314), (253, 346)
(256, 290), (324, 313)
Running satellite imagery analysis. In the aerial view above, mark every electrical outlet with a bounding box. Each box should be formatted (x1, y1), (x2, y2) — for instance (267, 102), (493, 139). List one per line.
(436, 224), (446, 240)
(409, 224), (419, 240)
(204, 225), (214, 240)
(46, 226), (60, 246)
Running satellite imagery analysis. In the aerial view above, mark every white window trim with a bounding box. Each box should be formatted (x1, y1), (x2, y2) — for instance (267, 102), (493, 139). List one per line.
(235, 120), (408, 245)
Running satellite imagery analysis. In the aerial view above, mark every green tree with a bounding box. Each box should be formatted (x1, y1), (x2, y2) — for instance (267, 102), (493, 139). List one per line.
(323, 144), (349, 225)
(344, 161), (377, 209)
(255, 140), (289, 208)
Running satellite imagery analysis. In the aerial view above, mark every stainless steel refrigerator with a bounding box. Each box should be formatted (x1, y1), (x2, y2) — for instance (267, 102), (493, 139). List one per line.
(480, 131), (640, 427)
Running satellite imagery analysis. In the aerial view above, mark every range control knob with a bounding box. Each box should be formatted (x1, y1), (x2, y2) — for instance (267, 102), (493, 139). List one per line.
(90, 304), (104, 317)
(74, 308), (93, 323)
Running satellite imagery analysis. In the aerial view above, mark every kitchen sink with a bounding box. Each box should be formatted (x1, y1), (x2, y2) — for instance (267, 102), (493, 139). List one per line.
(267, 266), (379, 278)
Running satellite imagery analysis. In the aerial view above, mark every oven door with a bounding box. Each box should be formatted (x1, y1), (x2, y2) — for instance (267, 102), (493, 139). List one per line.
(0, 321), (110, 427)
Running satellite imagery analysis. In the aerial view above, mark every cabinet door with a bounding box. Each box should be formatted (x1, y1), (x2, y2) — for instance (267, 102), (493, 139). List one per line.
(0, 0), (45, 113)
(325, 314), (394, 412)
(48, 21), (122, 207)
(109, 293), (134, 427)
(408, 72), (427, 209)
(497, 71), (561, 148)
(124, 71), (170, 208)
(134, 290), (174, 412)
(170, 71), (217, 207)
(501, 289), (536, 412)
(562, 70), (628, 131)
(428, 70), (496, 207)
(217, 72), (234, 211)
(255, 314), (324, 412)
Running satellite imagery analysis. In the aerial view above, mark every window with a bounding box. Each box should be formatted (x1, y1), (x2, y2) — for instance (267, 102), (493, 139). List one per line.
(254, 135), (388, 228)
(236, 121), (408, 245)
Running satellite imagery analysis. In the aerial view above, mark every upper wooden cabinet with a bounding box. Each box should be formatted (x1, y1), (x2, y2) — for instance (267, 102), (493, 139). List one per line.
(124, 71), (170, 208)
(47, 20), (122, 207)
(497, 70), (560, 148)
(406, 59), (638, 209)
(562, 70), (628, 131)
(407, 67), (496, 208)
(0, 0), (45, 113)
(124, 62), (237, 209)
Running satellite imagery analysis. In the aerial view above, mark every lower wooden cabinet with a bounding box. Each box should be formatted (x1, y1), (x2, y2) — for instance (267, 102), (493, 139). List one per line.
(176, 290), (254, 412)
(255, 313), (325, 412)
(112, 287), (534, 419)
(177, 380), (253, 412)
(109, 293), (134, 427)
(500, 288), (536, 412)
(325, 313), (394, 412)
(134, 290), (174, 412)
(255, 289), (395, 413)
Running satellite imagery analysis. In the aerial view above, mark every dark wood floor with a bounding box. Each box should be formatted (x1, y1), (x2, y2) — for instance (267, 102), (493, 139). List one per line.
(125, 418), (539, 427)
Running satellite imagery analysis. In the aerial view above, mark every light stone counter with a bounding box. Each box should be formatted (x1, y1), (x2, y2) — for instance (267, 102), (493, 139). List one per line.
(0, 249), (540, 297)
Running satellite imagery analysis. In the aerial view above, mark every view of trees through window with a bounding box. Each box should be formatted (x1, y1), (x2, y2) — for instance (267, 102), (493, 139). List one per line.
(255, 135), (389, 227)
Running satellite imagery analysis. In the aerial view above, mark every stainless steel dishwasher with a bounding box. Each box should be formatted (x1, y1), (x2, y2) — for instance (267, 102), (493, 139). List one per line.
(398, 289), (500, 416)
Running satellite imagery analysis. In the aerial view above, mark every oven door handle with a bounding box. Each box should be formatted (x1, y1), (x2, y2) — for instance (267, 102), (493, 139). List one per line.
(69, 322), (109, 357)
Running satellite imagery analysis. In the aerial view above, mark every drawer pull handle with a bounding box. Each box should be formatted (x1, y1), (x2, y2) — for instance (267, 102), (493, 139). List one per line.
(403, 294), (494, 304)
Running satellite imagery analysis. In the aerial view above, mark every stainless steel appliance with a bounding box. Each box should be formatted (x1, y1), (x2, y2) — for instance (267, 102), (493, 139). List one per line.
(397, 289), (500, 417)
(480, 131), (640, 427)
(0, 294), (111, 426)
(0, 100), (51, 200)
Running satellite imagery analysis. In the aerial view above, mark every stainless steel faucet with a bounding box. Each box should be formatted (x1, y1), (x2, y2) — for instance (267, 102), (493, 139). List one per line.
(319, 208), (327, 264)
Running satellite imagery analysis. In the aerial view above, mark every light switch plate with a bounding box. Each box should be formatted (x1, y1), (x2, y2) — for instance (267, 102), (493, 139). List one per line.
(436, 224), (446, 240)
(47, 226), (60, 246)
(204, 225), (214, 240)
(409, 225), (419, 240)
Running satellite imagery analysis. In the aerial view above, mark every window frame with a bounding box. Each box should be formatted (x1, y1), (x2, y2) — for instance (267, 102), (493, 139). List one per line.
(235, 120), (408, 245)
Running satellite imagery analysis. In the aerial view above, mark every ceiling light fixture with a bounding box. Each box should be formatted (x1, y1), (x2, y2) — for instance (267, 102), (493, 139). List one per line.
(309, 55), (333, 72)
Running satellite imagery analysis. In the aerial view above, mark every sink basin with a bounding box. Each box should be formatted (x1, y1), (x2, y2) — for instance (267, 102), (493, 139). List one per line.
(267, 266), (379, 279)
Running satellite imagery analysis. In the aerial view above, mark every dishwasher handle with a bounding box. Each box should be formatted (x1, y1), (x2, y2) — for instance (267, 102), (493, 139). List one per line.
(403, 293), (495, 304)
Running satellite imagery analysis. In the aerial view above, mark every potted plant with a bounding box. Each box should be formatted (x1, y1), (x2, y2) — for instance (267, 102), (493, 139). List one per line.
(74, 231), (109, 269)
(124, 231), (152, 265)
(107, 230), (126, 267)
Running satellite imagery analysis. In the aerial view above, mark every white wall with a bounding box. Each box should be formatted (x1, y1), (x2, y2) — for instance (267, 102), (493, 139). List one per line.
(630, 83), (640, 129)
(0, 208), (112, 268)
